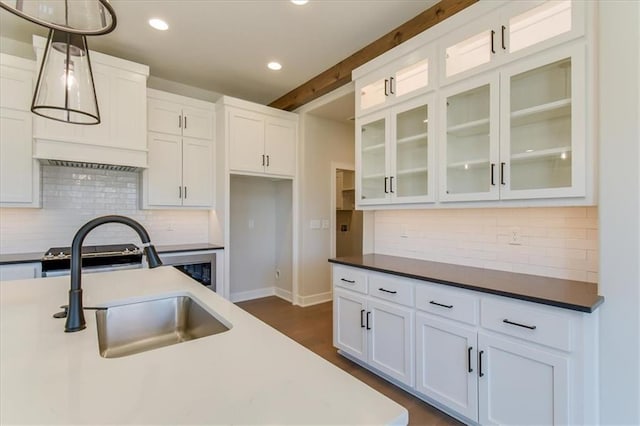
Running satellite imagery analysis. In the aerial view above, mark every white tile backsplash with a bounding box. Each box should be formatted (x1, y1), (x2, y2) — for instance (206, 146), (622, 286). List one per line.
(0, 165), (209, 253)
(373, 207), (599, 282)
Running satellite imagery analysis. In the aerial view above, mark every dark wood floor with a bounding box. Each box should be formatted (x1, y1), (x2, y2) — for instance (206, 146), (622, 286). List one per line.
(236, 296), (463, 426)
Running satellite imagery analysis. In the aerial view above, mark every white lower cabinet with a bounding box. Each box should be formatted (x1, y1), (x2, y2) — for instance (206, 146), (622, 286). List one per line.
(415, 314), (478, 421)
(332, 263), (598, 425)
(333, 266), (414, 387)
(0, 263), (42, 281)
(478, 332), (569, 425)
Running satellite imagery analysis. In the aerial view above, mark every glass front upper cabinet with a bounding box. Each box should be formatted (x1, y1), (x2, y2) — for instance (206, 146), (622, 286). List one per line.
(358, 112), (388, 204)
(356, 45), (433, 116)
(442, 0), (581, 83)
(440, 77), (500, 201)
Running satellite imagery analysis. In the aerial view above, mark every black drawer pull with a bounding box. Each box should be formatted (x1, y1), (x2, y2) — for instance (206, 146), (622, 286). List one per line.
(468, 346), (473, 373)
(360, 309), (365, 328)
(340, 278), (355, 284)
(430, 300), (453, 309)
(378, 288), (397, 294)
(503, 319), (536, 330)
(366, 311), (371, 330)
(478, 350), (485, 377)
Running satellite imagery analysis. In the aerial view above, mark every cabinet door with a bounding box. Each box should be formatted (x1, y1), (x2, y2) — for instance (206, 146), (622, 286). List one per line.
(148, 98), (183, 136)
(392, 45), (432, 101)
(333, 288), (367, 363)
(0, 108), (33, 203)
(264, 117), (296, 177)
(0, 61), (33, 111)
(108, 69), (147, 151)
(146, 132), (183, 206)
(368, 298), (414, 387)
(78, 63), (110, 145)
(0, 263), (42, 281)
(182, 137), (213, 207)
(182, 106), (214, 140)
(440, 74), (500, 202)
(499, 44), (585, 200)
(415, 314), (478, 421)
(390, 94), (435, 203)
(478, 333), (569, 425)
(440, 14), (500, 83)
(357, 110), (389, 205)
(228, 109), (265, 174)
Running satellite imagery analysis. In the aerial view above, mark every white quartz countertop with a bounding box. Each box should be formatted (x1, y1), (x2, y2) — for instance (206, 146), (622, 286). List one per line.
(0, 267), (407, 425)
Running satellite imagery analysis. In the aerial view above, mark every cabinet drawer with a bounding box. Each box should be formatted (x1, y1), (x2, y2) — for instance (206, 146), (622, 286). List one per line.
(333, 265), (367, 294)
(368, 273), (414, 307)
(415, 283), (479, 325)
(481, 297), (573, 352)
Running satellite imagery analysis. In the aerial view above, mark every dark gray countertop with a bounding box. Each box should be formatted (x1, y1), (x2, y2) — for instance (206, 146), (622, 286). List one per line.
(329, 254), (603, 313)
(0, 252), (43, 265)
(0, 244), (225, 266)
(156, 243), (224, 253)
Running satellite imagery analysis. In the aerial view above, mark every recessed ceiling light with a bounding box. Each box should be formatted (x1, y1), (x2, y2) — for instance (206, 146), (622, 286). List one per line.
(149, 18), (169, 31)
(268, 62), (282, 71)
(291, 0), (309, 5)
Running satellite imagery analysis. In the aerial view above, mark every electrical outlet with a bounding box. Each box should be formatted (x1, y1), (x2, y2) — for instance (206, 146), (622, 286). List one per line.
(509, 227), (522, 245)
(321, 219), (329, 229)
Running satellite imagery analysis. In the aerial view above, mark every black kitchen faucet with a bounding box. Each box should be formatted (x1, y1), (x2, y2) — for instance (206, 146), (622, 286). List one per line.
(64, 215), (163, 332)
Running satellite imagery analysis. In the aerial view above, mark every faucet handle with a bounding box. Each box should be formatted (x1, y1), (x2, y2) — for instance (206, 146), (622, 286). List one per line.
(53, 305), (69, 319)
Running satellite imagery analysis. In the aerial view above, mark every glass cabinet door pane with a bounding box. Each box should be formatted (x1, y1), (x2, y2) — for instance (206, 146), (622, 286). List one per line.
(360, 79), (386, 111)
(509, 1), (572, 54)
(395, 104), (429, 198)
(446, 30), (493, 78)
(360, 118), (387, 201)
(445, 84), (492, 195)
(395, 58), (429, 98)
(509, 57), (572, 190)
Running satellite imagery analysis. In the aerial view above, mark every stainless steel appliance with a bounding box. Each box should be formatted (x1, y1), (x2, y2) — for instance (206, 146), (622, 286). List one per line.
(42, 244), (143, 277)
(159, 251), (216, 291)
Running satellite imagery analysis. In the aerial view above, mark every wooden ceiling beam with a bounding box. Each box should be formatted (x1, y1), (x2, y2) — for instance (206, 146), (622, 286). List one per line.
(268, 0), (478, 111)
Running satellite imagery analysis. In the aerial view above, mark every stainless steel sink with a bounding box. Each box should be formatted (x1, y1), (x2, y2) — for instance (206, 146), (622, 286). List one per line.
(96, 295), (230, 358)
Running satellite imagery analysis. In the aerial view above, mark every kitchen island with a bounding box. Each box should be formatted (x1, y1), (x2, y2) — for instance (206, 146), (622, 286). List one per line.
(0, 267), (407, 425)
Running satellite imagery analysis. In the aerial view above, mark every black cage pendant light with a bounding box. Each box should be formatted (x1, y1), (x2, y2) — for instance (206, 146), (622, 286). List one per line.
(0, 0), (116, 35)
(32, 29), (100, 125)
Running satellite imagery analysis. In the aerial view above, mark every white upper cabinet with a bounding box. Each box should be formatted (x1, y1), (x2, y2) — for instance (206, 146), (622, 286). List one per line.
(440, 43), (585, 202)
(0, 54), (40, 208)
(220, 97), (297, 178)
(357, 94), (436, 206)
(31, 36), (149, 168)
(356, 44), (434, 116)
(441, 0), (584, 84)
(148, 94), (214, 140)
(143, 90), (215, 209)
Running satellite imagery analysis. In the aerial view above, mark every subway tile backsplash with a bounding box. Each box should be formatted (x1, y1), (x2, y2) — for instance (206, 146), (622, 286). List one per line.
(374, 207), (599, 282)
(0, 165), (209, 253)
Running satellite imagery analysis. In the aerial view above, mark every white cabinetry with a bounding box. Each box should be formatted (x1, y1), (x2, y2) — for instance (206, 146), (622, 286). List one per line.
(356, 44), (433, 116)
(333, 266), (414, 387)
(0, 54), (40, 208)
(143, 90), (214, 208)
(440, 0), (584, 84)
(226, 107), (296, 177)
(357, 94), (435, 206)
(332, 263), (598, 425)
(0, 263), (42, 281)
(32, 36), (149, 169)
(440, 44), (585, 201)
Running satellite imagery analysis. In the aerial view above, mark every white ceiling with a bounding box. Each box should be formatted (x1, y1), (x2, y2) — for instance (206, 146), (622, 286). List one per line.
(0, 0), (437, 106)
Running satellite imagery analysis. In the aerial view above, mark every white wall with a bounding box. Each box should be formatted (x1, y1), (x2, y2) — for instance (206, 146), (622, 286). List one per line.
(374, 206), (598, 282)
(298, 113), (354, 301)
(0, 165), (209, 253)
(597, 2), (640, 423)
(229, 175), (293, 301)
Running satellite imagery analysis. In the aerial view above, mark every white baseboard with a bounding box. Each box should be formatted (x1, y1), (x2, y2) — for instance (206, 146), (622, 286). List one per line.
(230, 287), (275, 303)
(296, 291), (333, 307)
(274, 287), (293, 302)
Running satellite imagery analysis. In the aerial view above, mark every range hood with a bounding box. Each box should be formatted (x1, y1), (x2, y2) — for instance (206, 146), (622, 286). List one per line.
(40, 159), (141, 172)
